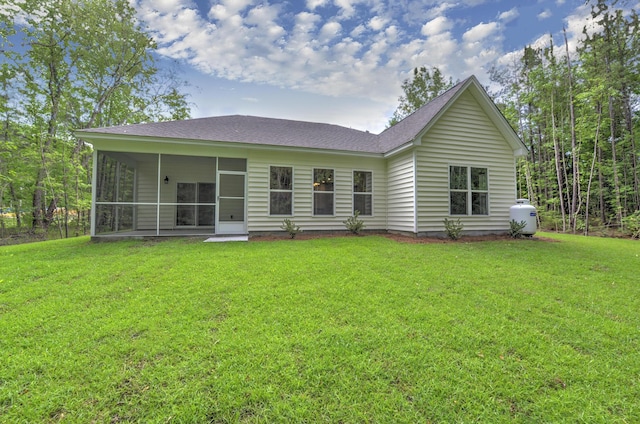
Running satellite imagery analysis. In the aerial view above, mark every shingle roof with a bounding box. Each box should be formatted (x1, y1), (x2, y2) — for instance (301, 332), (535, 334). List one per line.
(79, 115), (382, 153)
(76, 76), (482, 155)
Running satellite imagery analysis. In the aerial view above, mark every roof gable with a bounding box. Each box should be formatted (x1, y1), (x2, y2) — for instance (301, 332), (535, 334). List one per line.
(379, 76), (527, 156)
(377, 78), (469, 153)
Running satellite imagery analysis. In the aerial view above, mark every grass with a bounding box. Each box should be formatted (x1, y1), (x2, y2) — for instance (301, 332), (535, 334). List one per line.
(0, 233), (639, 422)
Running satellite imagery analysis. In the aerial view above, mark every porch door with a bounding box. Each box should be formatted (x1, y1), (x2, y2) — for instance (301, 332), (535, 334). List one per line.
(216, 171), (247, 234)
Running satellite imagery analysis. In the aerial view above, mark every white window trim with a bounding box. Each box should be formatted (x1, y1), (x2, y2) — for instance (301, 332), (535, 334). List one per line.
(352, 169), (374, 216)
(312, 167), (335, 217)
(269, 165), (294, 216)
(448, 165), (490, 216)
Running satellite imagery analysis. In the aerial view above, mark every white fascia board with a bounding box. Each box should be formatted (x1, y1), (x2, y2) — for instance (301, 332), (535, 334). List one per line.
(383, 141), (415, 158)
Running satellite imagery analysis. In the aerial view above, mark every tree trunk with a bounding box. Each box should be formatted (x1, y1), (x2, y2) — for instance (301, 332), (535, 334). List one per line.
(608, 94), (623, 226)
(585, 104), (602, 235)
(551, 94), (567, 231)
(564, 28), (580, 232)
(9, 182), (21, 228)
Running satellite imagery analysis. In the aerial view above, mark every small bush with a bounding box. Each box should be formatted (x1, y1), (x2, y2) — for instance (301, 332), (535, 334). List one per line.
(280, 219), (302, 239)
(622, 211), (640, 239)
(443, 218), (463, 240)
(344, 211), (365, 235)
(509, 219), (528, 238)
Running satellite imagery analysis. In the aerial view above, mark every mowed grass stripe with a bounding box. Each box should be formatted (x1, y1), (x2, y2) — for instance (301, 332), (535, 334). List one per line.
(0, 234), (638, 422)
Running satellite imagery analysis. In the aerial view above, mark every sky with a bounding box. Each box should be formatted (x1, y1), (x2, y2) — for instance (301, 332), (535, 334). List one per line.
(131, 0), (621, 133)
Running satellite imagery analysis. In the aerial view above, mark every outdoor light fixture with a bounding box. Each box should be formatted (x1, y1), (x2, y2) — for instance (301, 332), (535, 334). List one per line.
(164, 176), (169, 184)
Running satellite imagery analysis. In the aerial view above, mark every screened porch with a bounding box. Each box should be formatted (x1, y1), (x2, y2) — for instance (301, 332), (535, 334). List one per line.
(92, 152), (246, 237)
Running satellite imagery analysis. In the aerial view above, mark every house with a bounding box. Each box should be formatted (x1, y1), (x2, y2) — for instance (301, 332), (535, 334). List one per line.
(75, 75), (527, 239)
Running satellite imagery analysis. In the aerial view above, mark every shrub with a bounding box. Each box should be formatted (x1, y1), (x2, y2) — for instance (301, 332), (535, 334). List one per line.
(622, 211), (640, 239)
(280, 219), (302, 239)
(344, 211), (365, 235)
(443, 218), (463, 240)
(508, 219), (528, 238)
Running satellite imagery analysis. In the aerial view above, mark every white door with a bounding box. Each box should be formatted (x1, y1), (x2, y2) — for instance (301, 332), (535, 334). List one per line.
(216, 171), (247, 234)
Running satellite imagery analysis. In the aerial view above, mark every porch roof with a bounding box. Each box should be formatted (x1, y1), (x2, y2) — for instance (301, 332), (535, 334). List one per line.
(78, 114), (384, 154)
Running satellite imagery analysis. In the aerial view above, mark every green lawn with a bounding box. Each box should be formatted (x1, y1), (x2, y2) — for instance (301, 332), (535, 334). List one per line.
(0, 233), (639, 423)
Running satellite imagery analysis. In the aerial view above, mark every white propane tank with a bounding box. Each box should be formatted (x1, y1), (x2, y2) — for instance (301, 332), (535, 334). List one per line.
(509, 199), (537, 236)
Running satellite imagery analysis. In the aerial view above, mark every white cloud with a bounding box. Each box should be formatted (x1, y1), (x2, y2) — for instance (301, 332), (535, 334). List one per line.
(368, 15), (388, 31)
(462, 21), (499, 43)
(498, 8), (519, 23)
(135, 0), (596, 131)
(425, 3), (456, 20)
(538, 9), (552, 20)
(306, 0), (328, 10)
(319, 21), (342, 41)
(385, 25), (399, 43)
(350, 24), (366, 38)
(334, 0), (362, 18)
(421, 16), (453, 36)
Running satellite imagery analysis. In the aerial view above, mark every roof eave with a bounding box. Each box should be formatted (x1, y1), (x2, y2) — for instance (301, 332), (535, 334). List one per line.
(74, 131), (384, 158)
(383, 140), (415, 158)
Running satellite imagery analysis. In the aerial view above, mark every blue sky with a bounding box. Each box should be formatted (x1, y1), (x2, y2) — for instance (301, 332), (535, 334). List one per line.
(134, 0), (615, 132)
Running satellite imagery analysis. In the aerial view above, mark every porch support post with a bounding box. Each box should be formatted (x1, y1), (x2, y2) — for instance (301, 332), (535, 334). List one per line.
(90, 149), (98, 237)
(115, 161), (120, 232)
(413, 150), (418, 234)
(157, 154), (162, 236)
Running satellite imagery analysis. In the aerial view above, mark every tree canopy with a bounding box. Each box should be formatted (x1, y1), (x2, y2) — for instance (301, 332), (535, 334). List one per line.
(0, 0), (191, 237)
(490, 0), (639, 235)
(388, 66), (456, 127)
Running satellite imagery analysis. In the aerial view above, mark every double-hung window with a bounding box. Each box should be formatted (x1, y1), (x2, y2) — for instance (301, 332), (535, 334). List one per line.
(353, 171), (372, 216)
(313, 168), (334, 215)
(449, 166), (488, 215)
(269, 166), (293, 215)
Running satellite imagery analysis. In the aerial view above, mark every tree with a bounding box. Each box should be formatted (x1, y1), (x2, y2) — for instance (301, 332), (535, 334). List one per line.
(489, 0), (640, 235)
(388, 66), (456, 126)
(1, 0), (191, 237)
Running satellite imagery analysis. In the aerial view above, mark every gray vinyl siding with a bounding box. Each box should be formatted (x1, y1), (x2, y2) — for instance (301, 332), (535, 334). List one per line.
(246, 150), (387, 232)
(386, 150), (415, 233)
(415, 90), (517, 234)
(134, 159), (158, 230)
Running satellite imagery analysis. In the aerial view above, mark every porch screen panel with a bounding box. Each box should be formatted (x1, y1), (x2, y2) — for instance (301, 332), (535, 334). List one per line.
(95, 152), (159, 234)
(219, 173), (245, 222)
(95, 204), (134, 234)
(219, 158), (247, 172)
(198, 183), (216, 226)
(219, 199), (244, 222)
(219, 174), (245, 197)
(96, 152), (135, 203)
(176, 182), (196, 226)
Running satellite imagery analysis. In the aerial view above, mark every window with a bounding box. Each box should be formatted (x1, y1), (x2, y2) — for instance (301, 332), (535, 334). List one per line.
(449, 166), (488, 215)
(270, 166), (292, 215)
(353, 171), (372, 216)
(176, 182), (216, 226)
(313, 168), (334, 215)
